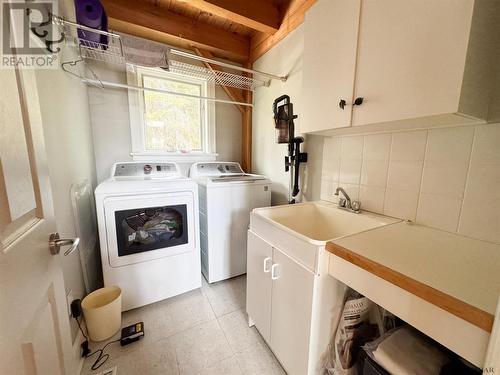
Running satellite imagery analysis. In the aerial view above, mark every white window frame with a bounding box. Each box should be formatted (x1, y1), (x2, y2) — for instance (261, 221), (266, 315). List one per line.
(127, 65), (217, 162)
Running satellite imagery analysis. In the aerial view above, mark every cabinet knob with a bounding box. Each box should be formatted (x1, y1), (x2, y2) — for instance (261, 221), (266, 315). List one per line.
(353, 97), (364, 106)
(339, 99), (346, 110)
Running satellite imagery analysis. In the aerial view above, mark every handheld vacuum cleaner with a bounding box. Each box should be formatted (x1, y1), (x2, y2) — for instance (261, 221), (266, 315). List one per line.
(273, 95), (307, 204)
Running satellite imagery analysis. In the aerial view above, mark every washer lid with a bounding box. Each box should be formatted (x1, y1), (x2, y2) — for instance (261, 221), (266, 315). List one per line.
(189, 161), (244, 178)
(210, 175), (268, 183)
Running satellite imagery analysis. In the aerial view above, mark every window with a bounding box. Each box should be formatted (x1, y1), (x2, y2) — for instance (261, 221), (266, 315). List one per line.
(128, 66), (216, 160)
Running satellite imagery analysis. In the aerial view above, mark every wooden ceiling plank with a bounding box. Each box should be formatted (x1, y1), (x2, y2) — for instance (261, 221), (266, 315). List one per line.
(101, 0), (250, 62)
(185, 0), (281, 33)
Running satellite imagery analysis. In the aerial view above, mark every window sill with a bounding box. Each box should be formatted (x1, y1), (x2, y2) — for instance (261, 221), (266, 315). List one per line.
(130, 152), (218, 162)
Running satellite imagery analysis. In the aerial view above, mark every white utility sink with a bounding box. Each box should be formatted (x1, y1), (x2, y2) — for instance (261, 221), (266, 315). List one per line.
(250, 201), (399, 273)
(252, 201), (399, 244)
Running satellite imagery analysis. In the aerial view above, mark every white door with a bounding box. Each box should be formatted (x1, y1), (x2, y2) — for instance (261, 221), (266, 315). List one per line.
(246, 231), (273, 343)
(0, 67), (76, 374)
(270, 247), (315, 375)
(351, 0), (474, 126)
(301, 0), (361, 132)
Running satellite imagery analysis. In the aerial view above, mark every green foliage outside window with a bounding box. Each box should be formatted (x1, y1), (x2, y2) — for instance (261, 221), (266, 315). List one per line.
(142, 75), (203, 152)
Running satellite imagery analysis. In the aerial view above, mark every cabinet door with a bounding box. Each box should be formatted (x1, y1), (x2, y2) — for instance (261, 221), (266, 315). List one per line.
(270, 248), (315, 375)
(246, 231), (273, 343)
(301, 0), (361, 132)
(351, 0), (474, 126)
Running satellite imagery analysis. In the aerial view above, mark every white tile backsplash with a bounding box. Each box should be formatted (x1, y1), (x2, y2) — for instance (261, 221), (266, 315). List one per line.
(363, 134), (391, 161)
(320, 123), (500, 244)
(471, 123), (500, 162)
(389, 130), (427, 161)
(458, 160), (500, 243)
(360, 160), (389, 187)
(324, 137), (342, 161)
(383, 188), (420, 221)
(387, 160), (424, 191)
(340, 136), (364, 160)
(339, 159), (362, 184)
(359, 185), (386, 213)
(416, 193), (463, 232)
(425, 126), (474, 162)
(420, 161), (469, 197)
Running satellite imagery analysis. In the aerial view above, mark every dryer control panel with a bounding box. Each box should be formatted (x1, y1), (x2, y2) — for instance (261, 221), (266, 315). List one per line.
(112, 162), (181, 179)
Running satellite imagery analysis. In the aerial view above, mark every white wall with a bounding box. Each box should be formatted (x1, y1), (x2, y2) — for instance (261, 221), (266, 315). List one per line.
(34, 0), (98, 341)
(252, 25), (323, 204)
(88, 63), (242, 182)
(252, 26), (304, 204)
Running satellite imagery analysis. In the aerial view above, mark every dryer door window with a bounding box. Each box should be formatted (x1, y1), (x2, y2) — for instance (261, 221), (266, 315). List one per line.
(115, 204), (188, 257)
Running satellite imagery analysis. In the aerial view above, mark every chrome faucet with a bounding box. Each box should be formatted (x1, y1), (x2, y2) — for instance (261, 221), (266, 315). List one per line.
(334, 187), (361, 213)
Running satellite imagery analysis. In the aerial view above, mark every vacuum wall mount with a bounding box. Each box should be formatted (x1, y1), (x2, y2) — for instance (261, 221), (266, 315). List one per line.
(273, 95), (308, 204)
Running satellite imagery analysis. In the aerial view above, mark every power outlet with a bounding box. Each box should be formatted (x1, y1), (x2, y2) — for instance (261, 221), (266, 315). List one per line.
(66, 290), (74, 317)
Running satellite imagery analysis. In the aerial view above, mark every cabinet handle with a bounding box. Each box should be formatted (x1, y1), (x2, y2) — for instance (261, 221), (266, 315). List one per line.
(353, 97), (364, 106)
(263, 257), (272, 273)
(339, 99), (346, 110)
(271, 263), (279, 280)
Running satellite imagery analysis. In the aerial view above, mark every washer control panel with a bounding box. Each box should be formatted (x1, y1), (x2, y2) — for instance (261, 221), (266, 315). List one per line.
(190, 162), (244, 177)
(112, 162), (181, 179)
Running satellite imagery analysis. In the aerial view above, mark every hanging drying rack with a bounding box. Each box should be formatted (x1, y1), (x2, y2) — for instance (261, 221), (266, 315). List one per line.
(45, 15), (287, 106)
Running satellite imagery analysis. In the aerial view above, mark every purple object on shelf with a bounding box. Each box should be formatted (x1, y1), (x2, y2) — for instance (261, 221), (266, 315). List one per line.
(74, 0), (108, 46)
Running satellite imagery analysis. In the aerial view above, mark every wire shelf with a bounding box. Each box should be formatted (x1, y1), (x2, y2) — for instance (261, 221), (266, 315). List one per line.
(52, 17), (283, 91)
(168, 60), (268, 91)
(78, 37), (125, 65)
(53, 15), (125, 65)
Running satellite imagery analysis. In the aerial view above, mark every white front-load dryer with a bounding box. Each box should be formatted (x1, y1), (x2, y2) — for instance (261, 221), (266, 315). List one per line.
(95, 162), (201, 311)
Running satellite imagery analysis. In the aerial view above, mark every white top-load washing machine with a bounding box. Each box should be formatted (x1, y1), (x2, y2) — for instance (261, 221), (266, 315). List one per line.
(189, 162), (271, 283)
(95, 162), (201, 311)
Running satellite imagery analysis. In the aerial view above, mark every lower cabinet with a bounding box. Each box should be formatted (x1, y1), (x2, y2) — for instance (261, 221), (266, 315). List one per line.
(246, 230), (273, 342)
(246, 231), (315, 375)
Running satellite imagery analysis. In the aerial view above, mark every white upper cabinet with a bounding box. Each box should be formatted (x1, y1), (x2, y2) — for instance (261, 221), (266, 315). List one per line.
(301, 0), (498, 133)
(301, 0), (361, 132)
(351, 0), (474, 127)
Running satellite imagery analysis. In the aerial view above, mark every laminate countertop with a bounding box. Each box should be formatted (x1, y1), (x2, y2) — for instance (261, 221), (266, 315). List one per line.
(326, 221), (500, 332)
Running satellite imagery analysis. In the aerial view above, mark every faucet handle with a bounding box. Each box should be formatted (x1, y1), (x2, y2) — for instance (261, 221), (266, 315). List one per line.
(338, 197), (347, 208)
(351, 201), (361, 212)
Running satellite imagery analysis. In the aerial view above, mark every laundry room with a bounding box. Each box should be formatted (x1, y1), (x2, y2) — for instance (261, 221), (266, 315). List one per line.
(1, 0), (499, 375)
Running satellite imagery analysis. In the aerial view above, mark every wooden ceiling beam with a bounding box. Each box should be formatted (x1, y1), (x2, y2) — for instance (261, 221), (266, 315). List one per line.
(184, 0), (281, 34)
(250, 0), (316, 62)
(101, 0), (250, 62)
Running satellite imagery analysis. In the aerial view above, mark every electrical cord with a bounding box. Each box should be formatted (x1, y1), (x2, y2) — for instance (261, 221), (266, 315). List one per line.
(76, 317), (120, 371)
(76, 317), (88, 341)
(86, 338), (121, 371)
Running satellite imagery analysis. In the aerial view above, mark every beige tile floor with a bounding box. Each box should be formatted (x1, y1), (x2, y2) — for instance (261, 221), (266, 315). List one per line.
(81, 275), (285, 375)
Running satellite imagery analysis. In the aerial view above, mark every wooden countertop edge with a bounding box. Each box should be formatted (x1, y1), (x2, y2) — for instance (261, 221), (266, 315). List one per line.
(326, 241), (494, 333)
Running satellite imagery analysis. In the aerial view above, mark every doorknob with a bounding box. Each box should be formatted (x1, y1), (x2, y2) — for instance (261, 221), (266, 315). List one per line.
(49, 232), (80, 256)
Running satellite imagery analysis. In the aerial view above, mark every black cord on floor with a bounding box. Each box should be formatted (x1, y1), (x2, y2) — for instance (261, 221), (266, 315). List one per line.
(76, 317), (120, 371)
(86, 338), (121, 371)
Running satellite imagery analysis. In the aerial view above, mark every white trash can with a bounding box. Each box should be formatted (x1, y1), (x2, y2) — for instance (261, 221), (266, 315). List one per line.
(81, 286), (122, 342)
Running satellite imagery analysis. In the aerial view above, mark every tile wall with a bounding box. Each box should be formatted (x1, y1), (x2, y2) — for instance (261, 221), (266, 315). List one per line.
(321, 123), (500, 243)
